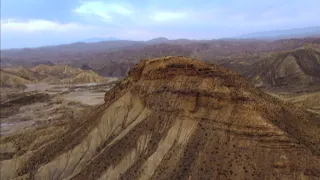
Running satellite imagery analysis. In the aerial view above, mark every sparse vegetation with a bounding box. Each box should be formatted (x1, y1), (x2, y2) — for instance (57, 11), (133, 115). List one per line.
(1, 56), (319, 180)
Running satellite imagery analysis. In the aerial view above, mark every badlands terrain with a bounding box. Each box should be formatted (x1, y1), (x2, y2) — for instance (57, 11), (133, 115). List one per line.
(2, 38), (320, 77)
(0, 64), (110, 136)
(0, 37), (320, 180)
(1, 64), (105, 90)
(1, 56), (320, 180)
(210, 44), (320, 114)
(0, 78), (119, 135)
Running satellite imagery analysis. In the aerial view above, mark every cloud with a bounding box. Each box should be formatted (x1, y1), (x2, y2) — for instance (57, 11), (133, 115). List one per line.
(1, 19), (94, 32)
(72, 0), (319, 29)
(73, 1), (133, 22)
(0, 18), (119, 48)
(151, 11), (187, 22)
(2, 0), (320, 49)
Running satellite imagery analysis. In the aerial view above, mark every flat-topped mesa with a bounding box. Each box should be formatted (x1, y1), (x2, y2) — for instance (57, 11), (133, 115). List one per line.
(128, 56), (247, 87)
(103, 56), (320, 156)
(105, 56), (254, 111)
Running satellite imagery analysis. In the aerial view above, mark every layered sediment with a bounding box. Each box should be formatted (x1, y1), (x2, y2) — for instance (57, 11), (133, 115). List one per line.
(1, 56), (320, 180)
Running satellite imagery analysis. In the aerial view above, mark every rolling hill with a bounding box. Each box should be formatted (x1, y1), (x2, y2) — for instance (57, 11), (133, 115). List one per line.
(0, 65), (105, 87)
(0, 70), (31, 89)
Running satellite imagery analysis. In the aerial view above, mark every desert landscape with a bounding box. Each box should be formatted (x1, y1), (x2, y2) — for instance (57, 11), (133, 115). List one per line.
(0, 78), (119, 135)
(1, 1), (320, 178)
(1, 50), (320, 179)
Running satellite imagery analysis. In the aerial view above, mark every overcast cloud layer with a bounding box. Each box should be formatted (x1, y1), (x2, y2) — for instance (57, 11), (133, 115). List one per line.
(1, 0), (320, 49)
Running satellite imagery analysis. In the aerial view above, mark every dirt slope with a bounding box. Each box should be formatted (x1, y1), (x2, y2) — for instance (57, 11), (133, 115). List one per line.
(31, 65), (105, 84)
(267, 91), (320, 114)
(0, 65), (105, 87)
(2, 67), (43, 82)
(1, 56), (320, 180)
(61, 70), (105, 84)
(31, 64), (83, 78)
(0, 70), (31, 89)
(98, 62), (136, 77)
(245, 45), (320, 89)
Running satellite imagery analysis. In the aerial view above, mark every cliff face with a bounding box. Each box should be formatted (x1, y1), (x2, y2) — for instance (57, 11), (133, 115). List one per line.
(1, 56), (320, 180)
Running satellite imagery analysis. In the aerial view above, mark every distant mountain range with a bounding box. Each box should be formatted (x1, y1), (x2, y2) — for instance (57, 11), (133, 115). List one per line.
(2, 26), (320, 50)
(239, 26), (320, 40)
(81, 37), (120, 43)
(2, 36), (320, 77)
(80, 37), (171, 44)
(146, 37), (170, 44)
(79, 27), (320, 44)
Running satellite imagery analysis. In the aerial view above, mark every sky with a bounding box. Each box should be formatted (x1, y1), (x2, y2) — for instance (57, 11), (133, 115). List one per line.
(1, 0), (320, 49)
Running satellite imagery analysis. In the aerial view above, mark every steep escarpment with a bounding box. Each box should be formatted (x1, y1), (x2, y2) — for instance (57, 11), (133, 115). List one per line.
(1, 56), (320, 180)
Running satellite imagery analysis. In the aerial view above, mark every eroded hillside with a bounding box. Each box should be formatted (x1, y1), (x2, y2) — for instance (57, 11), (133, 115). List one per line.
(0, 65), (105, 88)
(2, 38), (320, 78)
(244, 45), (320, 90)
(1, 56), (320, 180)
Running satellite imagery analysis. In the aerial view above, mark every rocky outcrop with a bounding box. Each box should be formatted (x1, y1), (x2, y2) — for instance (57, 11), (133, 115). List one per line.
(1, 56), (320, 180)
